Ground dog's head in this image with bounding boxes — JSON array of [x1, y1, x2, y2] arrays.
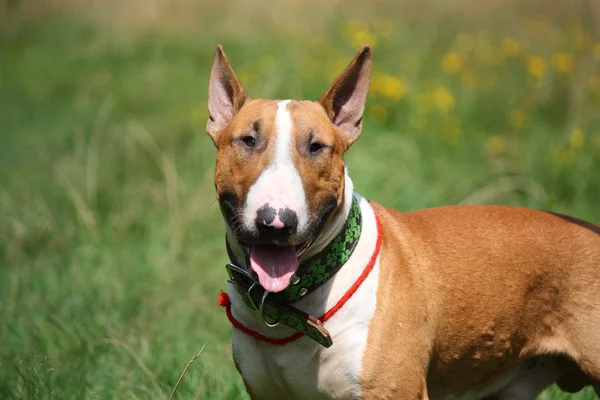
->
[[206, 45, 371, 292]]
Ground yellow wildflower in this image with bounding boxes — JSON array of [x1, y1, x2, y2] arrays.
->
[[369, 104, 388, 124], [508, 109, 526, 129], [527, 56, 546, 79], [552, 52, 574, 74], [485, 136, 506, 157], [570, 128, 584, 149], [501, 37, 521, 58], [441, 52, 465, 75], [432, 87, 454, 113], [345, 19, 377, 49], [372, 73, 407, 101], [351, 30, 377, 49]]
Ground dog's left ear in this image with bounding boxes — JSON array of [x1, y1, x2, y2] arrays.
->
[[206, 45, 249, 146], [319, 45, 371, 147]]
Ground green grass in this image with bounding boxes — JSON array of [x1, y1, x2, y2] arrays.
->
[[1, 1, 599, 398]]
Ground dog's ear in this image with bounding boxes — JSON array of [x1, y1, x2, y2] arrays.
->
[[319, 45, 371, 147], [206, 45, 249, 146]]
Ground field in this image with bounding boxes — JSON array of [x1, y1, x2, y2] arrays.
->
[[1, 0, 600, 398]]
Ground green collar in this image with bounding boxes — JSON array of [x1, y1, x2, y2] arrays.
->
[[225, 196, 362, 347]]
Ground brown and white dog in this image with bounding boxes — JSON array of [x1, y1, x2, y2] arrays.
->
[[206, 44, 600, 399]]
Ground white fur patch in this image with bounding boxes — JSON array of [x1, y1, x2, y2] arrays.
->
[[274, 100, 294, 165], [229, 174, 380, 399], [243, 100, 309, 235]]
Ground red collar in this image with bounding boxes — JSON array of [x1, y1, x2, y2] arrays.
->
[[218, 214, 382, 346]]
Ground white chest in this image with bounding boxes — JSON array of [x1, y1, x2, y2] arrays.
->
[[229, 195, 381, 400], [231, 260, 379, 400]]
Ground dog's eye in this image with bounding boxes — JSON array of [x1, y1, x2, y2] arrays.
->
[[309, 142, 325, 154], [241, 136, 256, 148]]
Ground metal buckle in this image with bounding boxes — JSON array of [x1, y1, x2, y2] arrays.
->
[[225, 263, 252, 279], [258, 290, 280, 328], [225, 263, 258, 311]]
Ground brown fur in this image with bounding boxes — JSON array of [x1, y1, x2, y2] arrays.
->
[[287, 101, 349, 227], [361, 203, 600, 399], [211, 98, 349, 242]]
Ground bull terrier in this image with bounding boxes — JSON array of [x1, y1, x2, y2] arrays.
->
[[206, 44, 600, 399]]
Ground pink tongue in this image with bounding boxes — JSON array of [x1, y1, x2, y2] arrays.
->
[[250, 245, 299, 293]]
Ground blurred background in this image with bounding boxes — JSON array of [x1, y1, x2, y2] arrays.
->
[[1, 0, 600, 398]]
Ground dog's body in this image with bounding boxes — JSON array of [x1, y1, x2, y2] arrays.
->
[[206, 45, 600, 399]]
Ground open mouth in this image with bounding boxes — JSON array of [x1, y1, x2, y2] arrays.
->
[[248, 241, 310, 293]]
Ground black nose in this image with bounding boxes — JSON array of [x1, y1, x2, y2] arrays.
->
[[255, 204, 298, 240]]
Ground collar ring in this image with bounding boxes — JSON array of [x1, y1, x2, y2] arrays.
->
[[258, 290, 280, 328]]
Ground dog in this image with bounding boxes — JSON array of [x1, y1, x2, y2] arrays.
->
[[206, 44, 600, 399]]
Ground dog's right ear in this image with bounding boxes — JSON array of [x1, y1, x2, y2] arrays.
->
[[206, 45, 249, 146]]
